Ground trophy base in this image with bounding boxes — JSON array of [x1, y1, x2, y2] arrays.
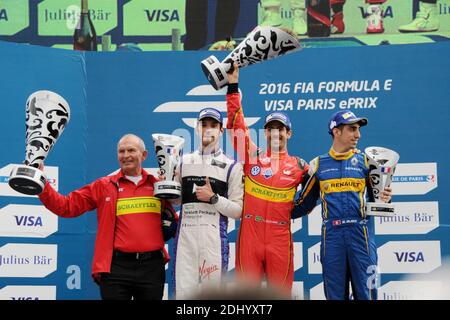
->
[[8, 164, 46, 195], [154, 180, 181, 200], [366, 202, 395, 217], [201, 55, 229, 90]]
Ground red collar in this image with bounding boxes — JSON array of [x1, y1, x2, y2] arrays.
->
[[265, 149, 288, 159], [110, 169, 157, 185]]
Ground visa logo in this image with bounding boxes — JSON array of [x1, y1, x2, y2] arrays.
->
[[11, 297, 39, 300], [144, 9, 180, 22], [14, 215, 43, 227], [0, 9, 7, 21], [394, 251, 425, 262], [359, 6, 393, 18]]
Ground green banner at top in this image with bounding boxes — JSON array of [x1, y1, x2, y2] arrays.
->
[[38, 0, 117, 36], [123, 0, 185, 36], [0, 0, 29, 36], [257, 0, 413, 35]]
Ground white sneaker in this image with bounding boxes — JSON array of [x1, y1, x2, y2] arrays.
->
[[260, 1, 282, 27], [290, 0, 306, 35], [292, 8, 307, 35], [398, 2, 439, 33]]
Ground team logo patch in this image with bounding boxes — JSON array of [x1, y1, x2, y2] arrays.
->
[[351, 157, 358, 166], [283, 169, 292, 175], [251, 166, 261, 176], [343, 111, 355, 119], [329, 120, 337, 131], [263, 169, 273, 179], [211, 159, 226, 168]]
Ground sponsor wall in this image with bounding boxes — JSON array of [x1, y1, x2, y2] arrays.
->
[[257, 0, 450, 35], [0, 41, 91, 299], [0, 0, 258, 50], [257, 0, 410, 33], [0, 0, 449, 50], [0, 39, 449, 299]]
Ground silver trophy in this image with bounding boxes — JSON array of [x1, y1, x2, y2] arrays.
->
[[152, 134, 184, 199], [9, 90, 70, 195], [365, 146, 400, 217], [201, 26, 301, 90]]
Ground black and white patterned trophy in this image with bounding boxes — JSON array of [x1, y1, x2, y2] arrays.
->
[[201, 26, 301, 90], [9, 90, 70, 195], [152, 134, 184, 199], [365, 146, 400, 217]]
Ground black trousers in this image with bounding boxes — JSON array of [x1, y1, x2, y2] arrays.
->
[[184, 0, 241, 50], [99, 250, 165, 300]]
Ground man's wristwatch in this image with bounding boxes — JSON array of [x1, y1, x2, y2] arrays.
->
[[209, 194, 219, 205]]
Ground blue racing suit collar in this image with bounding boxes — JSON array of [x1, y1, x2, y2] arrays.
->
[[329, 148, 358, 160]]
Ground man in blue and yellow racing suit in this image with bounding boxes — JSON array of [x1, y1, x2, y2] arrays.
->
[[292, 110, 392, 300]]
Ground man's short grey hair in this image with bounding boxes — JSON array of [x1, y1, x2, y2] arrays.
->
[[117, 134, 146, 151]]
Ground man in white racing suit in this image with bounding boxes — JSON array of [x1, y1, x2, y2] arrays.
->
[[171, 107, 244, 299]]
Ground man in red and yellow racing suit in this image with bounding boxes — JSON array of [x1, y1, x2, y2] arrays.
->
[[226, 65, 309, 293]]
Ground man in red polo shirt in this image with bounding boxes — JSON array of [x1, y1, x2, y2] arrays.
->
[[38, 134, 177, 300]]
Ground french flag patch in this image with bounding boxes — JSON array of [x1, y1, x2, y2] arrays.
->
[[381, 167, 392, 173]]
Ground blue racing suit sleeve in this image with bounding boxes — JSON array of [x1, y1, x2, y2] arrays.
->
[[292, 157, 321, 219]]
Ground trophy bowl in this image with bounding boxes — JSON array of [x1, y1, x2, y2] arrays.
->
[[8, 164, 48, 196], [365, 146, 400, 217], [201, 26, 301, 90], [152, 133, 184, 199]]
